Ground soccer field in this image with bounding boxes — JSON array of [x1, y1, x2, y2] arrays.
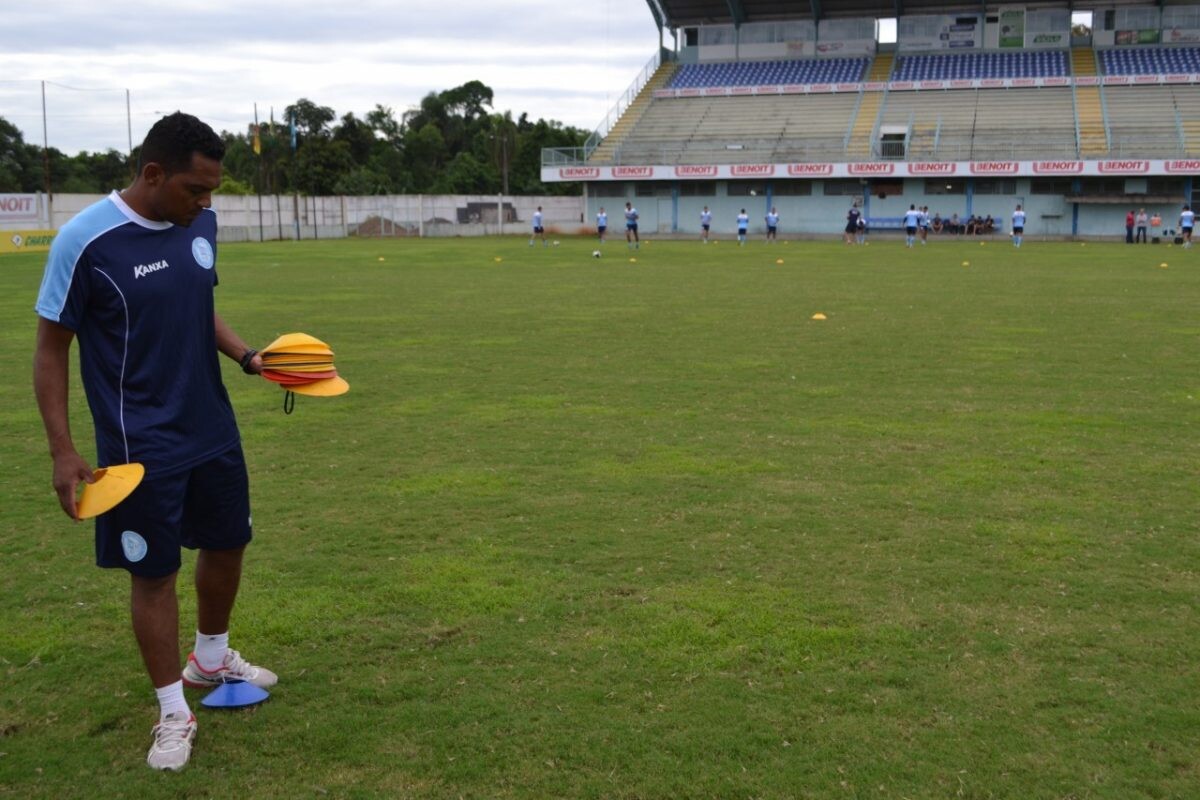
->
[[2, 235, 1198, 798]]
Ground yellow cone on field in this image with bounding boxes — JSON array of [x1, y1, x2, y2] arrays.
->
[[962, 261, 970, 266], [775, 258, 784, 265], [811, 312, 827, 320], [377, 257, 385, 262], [494, 256, 502, 262], [629, 257, 637, 263], [1160, 262, 1169, 268]]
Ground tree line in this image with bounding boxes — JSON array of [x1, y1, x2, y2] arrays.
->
[[0, 81, 586, 197]]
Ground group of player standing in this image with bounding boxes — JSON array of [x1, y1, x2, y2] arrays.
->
[[581, 201, 1198, 249]]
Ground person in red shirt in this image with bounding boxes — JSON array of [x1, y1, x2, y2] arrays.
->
[[1125, 210, 1135, 244]]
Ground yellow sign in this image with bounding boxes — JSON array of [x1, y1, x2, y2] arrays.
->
[[1, 230, 57, 254]]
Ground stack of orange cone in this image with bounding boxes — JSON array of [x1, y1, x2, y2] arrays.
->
[[260, 333, 349, 397]]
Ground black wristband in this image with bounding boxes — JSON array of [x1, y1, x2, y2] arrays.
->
[[239, 348, 259, 374]]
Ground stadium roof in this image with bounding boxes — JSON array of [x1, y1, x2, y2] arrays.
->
[[645, 0, 1179, 29]]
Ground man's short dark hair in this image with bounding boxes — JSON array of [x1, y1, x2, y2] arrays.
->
[[138, 112, 224, 174]]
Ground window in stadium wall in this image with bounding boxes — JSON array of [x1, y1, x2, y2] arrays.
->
[[1078, 178, 1126, 196], [728, 180, 767, 197], [678, 181, 716, 197], [771, 181, 813, 196], [591, 182, 627, 198], [925, 179, 965, 195], [973, 179, 1017, 195], [823, 179, 867, 196], [1147, 177, 1186, 198], [635, 183, 672, 197], [1031, 178, 1073, 195]]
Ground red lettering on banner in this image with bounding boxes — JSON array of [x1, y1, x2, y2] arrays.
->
[[731, 164, 776, 176], [1033, 161, 1084, 174], [919, 81, 945, 90], [810, 83, 833, 93], [863, 82, 887, 91], [781, 85, 807, 94], [1165, 160, 1200, 173], [559, 167, 600, 179], [1012, 78, 1036, 87], [704, 87, 726, 96], [757, 85, 780, 94], [1104, 76, 1131, 85], [652, 90, 672, 98], [1098, 160, 1150, 173], [849, 163, 895, 175], [0, 197, 33, 212], [730, 86, 753, 95], [890, 81, 915, 90], [1165, 74, 1189, 83], [1043, 77, 1069, 86], [980, 79, 1005, 88], [836, 83, 859, 92], [906, 162, 956, 175], [950, 80, 974, 89], [787, 163, 834, 176], [970, 161, 1019, 175], [1075, 76, 1099, 86], [612, 166, 653, 178], [1134, 75, 1160, 84], [679, 88, 701, 97], [675, 165, 718, 177]]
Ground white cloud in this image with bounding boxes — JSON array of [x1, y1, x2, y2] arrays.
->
[[0, 0, 660, 153]]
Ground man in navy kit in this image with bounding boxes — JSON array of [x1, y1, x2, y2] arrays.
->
[[33, 113, 275, 771]]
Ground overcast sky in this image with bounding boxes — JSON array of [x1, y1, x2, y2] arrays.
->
[[0, 0, 662, 155]]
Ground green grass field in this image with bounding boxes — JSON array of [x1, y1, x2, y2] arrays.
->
[[2, 234, 1198, 798]]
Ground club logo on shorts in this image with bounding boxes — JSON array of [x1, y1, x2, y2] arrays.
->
[[192, 237, 214, 269], [121, 530, 148, 562]]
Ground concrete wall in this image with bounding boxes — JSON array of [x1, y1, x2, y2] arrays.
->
[[12, 193, 588, 242], [585, 179, 1191, 239]]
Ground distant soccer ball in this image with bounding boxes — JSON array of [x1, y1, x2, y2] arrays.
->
[[592, 250, 601, 258], [552, 240, 560, 246]]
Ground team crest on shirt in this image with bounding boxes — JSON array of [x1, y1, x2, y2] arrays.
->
[[192, 237, 214, 269]]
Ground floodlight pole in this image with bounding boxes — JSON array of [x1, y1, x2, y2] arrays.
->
[[40, 81, 51, 202]]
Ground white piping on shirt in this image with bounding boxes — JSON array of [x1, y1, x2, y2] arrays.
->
[[92, 268, 131, 464]]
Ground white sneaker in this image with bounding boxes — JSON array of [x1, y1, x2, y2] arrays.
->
[[182, 649, 278, 689], [147, 712, 197, 771]]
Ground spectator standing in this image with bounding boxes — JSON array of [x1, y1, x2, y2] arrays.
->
[[1125, 210, 1135, 244], [1135, 208, 1148, 243]]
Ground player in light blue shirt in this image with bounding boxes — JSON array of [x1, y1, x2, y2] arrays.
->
[[903, 205, 921, 248], [596, 208, 607, 243], [529, 206, 546, 247], [736, 209, 749, 246], [700, 207, 712, 242], [624, 202, 639, 249], [1011, 204, 1026, 248], [765, 208, 780, 243], [1180, 205, 1194, 248]]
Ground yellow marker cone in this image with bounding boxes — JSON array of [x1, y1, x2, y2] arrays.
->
[[76, 463, 145, 520], [629, 258, 637, 263], [775, 258, 784, 265], [377, 257, 385, 262], [962, 261, 970, 266], [494, 257, 502, 263], [1160, 262, 1169, 268], [811, 312, 827, 320]]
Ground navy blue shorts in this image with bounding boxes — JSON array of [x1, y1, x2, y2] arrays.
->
[[95, 445, 252, 577], [767, 226, 777, 234], [1012, 227, 1023, 234], [906, 226, 917, 235], [627, 224, 638, 232], [702, 224, 710, 231], [597, 226, 606, 234], [534, 226, 544, 234]]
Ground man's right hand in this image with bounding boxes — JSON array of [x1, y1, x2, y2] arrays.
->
[[52, 451, 94, 521]]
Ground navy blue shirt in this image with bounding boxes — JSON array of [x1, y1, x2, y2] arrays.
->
[[36, 192, 239, 478]]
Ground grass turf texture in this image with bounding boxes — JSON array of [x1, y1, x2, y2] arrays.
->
[[1, 235, 1198, 798]]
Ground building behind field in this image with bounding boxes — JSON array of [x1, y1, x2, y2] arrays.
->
[[545, 0, 1200, 239]]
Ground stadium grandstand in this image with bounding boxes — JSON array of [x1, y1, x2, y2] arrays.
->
[[543, 0, 1200, 239]]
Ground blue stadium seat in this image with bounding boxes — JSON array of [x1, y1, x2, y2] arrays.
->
[[893, 51, 1068, 81], [667, 58, 870, 89], [1100, 46, 1200, 75]]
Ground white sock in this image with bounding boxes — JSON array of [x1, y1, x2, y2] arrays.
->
[[156, 680, 190, 721], [194, 630, 229, 671]]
